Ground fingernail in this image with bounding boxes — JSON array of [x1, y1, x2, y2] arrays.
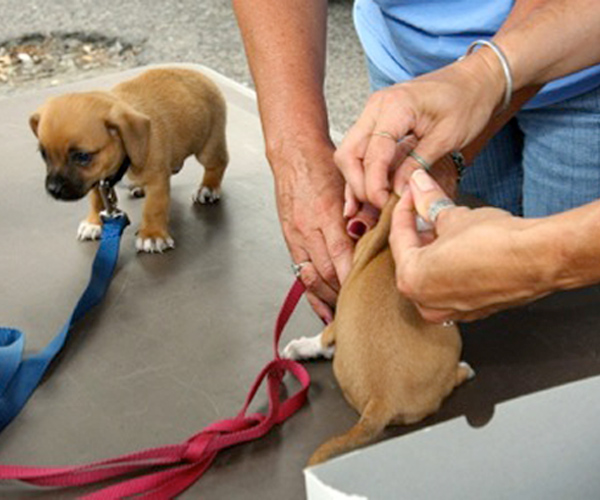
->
[[322, 311, 333, 325], [347, 220, 367, 239], [343, 199, 351, 218], [411, 169, 436, 192]]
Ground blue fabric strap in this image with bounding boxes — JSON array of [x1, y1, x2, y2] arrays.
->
[[0, 214, 129, 431]]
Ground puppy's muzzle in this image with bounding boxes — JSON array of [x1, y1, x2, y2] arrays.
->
[[45, 174, 86, 201]]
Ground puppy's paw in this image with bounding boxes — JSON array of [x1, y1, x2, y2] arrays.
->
[[459, 361, 476, 380], [77, 220, 102, 241], [135, 233, 175, 253], [193, 186, 221, 205], [282, 334, 335, 360]]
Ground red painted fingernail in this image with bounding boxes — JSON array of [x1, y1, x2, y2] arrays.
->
[[347, 220, 367, 238]]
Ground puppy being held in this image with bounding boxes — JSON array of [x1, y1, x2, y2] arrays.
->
[[30, 67, 229, 252], [281, 86, 541, 466], [283, 193, 473, 466]]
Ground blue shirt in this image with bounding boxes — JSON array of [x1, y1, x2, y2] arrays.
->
[[354, 0, 600, 108]]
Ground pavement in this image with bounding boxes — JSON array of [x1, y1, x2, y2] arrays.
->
[[0, 0, 369, 133]]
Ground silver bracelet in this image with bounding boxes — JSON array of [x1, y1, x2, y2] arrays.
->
[[465, 39, 513, 112]]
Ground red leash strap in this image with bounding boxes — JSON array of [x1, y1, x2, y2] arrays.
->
[[0, 279, 309, 499]]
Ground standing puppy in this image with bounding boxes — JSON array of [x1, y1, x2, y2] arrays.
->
[[284, 194, 473, 466], [30, 68, 229, 252]]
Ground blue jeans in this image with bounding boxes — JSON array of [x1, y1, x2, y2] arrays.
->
[[367, 59, 600, 217]]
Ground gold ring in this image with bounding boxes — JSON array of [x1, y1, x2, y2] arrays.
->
[[371, 131, 398, 142], [408, 150, 432, 171]]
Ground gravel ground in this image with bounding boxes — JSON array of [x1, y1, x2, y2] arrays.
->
[[0, 0, 369, 134]]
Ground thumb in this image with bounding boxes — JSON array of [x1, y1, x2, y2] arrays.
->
[[409, 169, 456, 225]]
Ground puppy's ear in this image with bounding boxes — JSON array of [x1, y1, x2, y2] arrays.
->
[[29, 112, 41, 137], [106, 102, 151, 168]]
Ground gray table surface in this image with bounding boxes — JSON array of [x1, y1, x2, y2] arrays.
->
[[1, 66, 599, 499]]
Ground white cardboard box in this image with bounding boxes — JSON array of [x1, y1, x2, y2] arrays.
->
[[305, 375, 600, 500]]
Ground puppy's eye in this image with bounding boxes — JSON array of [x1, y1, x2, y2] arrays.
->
[[70, 151, 94, 166], [39, 147, 47, 161]]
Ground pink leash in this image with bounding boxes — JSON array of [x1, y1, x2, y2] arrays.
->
[[0, 279, 309, 499]]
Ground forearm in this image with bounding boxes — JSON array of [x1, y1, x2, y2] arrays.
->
[[456, 0, 600, 115], [232, 0, 332, 167], [534, 199, 600, 292], [496, 0, 600, 89]]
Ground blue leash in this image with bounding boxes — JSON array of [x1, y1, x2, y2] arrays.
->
[[0, 210, 129, 432]]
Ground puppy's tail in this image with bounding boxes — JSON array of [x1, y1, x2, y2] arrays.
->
[[307, 399, 390, 467], [349, 193, 399, 277]]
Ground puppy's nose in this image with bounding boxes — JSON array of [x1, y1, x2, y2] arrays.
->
[[46, 174, 66, 198], [45, 174, 82, 200]]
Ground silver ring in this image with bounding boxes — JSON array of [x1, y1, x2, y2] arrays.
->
[[291, 261, 311, 278], [408, 150, 432, 171], [443, 320, 455, 327], [428, 198, 455, 224], [371, 131, 399, 141]]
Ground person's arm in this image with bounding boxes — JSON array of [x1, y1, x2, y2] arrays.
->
[[232, 0, 330, 154], [336, 0, 600, 212], [494, 0, 600, 90], [389, 170, 600, 323], [233, 0, 356, 322]]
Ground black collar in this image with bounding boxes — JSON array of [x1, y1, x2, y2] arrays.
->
[[105, 156, 131, 188]]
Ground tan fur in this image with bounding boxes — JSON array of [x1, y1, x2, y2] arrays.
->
[[30, 68, 229, 249], [307, 194, 470, 466]]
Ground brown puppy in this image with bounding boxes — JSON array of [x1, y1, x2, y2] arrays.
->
[[30, 67, 229, 252], [283, 193, 473, 466], [282, 86, 542, 466]]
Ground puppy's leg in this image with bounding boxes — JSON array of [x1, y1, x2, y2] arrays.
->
[[193, 126, 229, 204], [136, 177, 175, 253], [282, 324, 335, 360], [77, 187, 103, 241]]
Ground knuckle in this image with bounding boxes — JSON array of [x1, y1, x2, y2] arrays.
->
[[430, 136, 453, 155], [367, 90, 384, 107], [395, 273, 412, 297], [320, 260, 338, 284], [363, 154, 386, 174], [365, 182, 385, 201], [301, 268, 320, 290], [323, 269, 337, 287], [329, 237, 353, 261]]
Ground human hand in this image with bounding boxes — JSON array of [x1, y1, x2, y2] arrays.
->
[[270, 137, 369, 322], [390, 170, 555, 322], [335, 52, 505, 212]]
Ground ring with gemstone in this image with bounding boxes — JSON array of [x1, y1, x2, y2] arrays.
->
[[291, 261, 311, 278]]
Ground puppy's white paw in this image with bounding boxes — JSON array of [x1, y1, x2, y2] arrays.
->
[[193, 186, 221, 205], [282, 334, 335, 360], [77, 220, 102, 241], [135, 236, 175, 253], [459, 361, 476, 380]]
